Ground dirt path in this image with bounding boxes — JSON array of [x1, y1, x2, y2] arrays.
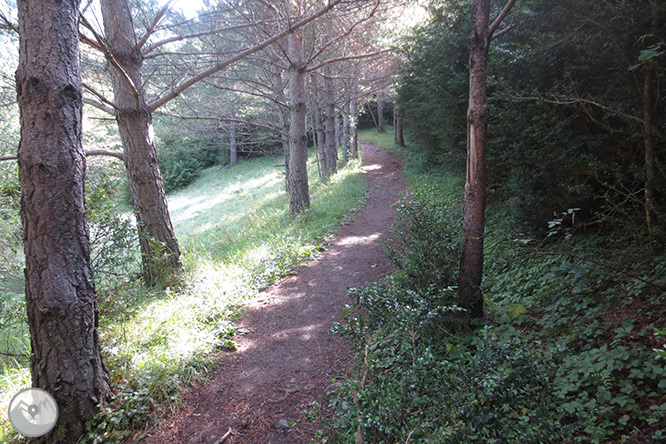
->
[[141, 143, 405, 444]]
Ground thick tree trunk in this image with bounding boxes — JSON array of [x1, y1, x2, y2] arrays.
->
[[323, 68, 338, 176], [288, 30, 310, 214], [16, 1, 111, 441], [100, 0, 181, 285], [458, 0, 491, 319]]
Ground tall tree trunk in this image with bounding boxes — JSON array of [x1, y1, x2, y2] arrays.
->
[[335, 111, 343, 151], [342, 100, 350, 162], [324, 67, 338, 176], [394, 104, 405, 147], [350, 97, 359, 158], [458, 0, 491, 319], [376, 91, 384, 132], [349, 78, 359, 158], [100, 0, 181, 285], [16, 0, 111, 441], [458, 0, 517, 319], [642, 62, 659, 237], [288, 29, 310, 214]]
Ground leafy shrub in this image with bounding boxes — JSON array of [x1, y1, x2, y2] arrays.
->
[[159, 139, 221, 192], [331, 279, 573, 443], [386, 186, 462, 292], [86, 172, 139, 286]]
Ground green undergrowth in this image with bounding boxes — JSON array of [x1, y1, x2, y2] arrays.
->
[[328, 128, 666, 443], [0, 150, 367, 443]]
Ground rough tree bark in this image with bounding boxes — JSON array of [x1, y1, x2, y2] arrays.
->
[[100, 0, 181, 285], [288, 28, 310, 214], [16, 0, 111, 440], [458, 0, 516, 319], [323, 67, 338, 176]]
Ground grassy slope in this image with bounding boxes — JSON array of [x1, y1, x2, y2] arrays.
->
[[0, 149, 367, 442]]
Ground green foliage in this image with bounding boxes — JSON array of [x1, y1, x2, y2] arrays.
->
[[397, 0, 469, 173], [398, 0, 666, 235], [81, 381, 153, 444], [484, 227, 666, 442], [86, 170, 139, 286], [338, 122, 666, 444], [331, 280, 571, 443], [159, 137, 222, 192], [387, 186, 462, 291]]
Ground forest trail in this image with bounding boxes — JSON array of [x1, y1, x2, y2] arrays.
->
[[141, 143, 405, 444]]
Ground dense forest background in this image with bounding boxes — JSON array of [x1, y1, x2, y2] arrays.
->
[[400, 0, 665, 238], [329, 1, 665, 442], [0, 0, 664, 442]]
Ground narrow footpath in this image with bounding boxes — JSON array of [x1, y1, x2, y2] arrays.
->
[[142, 143, 405, 444]]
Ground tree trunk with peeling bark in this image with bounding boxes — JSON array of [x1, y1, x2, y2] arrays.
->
[[16, 0, 111, 440], [100, 0, 181, 285], [288, 29, 310, 214], [458, 0, 516, 319]]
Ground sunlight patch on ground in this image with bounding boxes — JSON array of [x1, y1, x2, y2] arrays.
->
[[169, 172, 282, 223], [363, 163, 382, 172], [337, 232, 381, 247]]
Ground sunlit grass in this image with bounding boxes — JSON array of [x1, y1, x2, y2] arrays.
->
[[0, 148, 367, 442]]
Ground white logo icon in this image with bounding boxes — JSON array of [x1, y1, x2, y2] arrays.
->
[[7, 388, 59, 437]]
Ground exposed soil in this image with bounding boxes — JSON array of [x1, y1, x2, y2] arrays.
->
[[140, 143, 405, 444]]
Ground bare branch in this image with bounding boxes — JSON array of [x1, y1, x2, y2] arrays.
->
[[486, 0, 518, 41], [149, 0, 344, 112], [308, 48, 392, 72], [82, 82, 120, 115], [85, 150, 125, 162], [79, 12, 142, 111], [491, 22, 517, 41], [83, 97, 118, 116], [0, 10, 17, 32], [1, 150, 124, 163], [137, 0, 174, 50]]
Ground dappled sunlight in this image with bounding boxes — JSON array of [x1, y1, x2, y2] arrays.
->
[[169, 172, 282, 224], [268, 323, 323, 343], [363, 163, 382, 172], [337, 232, 381, 247]]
